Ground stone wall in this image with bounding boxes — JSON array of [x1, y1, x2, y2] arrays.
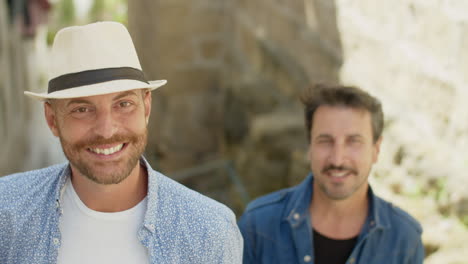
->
[[225, 0, 343, 200], [129, 0, 230, 173], [127, 0, 240, 206], [127, 0, 344, 210]]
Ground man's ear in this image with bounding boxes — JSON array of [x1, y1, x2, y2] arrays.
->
[[44, 102, 59, 137], [143, 90, 152, 124], [372, 136, 383, 163]]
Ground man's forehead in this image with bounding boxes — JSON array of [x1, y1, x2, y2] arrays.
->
[[52, 90, 142, 105], [311, 106, 373, 133]]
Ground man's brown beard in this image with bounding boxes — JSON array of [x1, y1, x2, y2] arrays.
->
[[59, 129, 147, 185]]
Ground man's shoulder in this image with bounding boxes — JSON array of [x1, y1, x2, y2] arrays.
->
[[151, 170, 236, 223], [376, 196, 423, 234], [245, 187, 296, 213], [148, 170, 242, 253], [0, 164, 66, 222], [242, 185, 298, 221], [0, 164, 65, 197]]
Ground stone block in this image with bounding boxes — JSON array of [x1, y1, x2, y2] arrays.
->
[[150, 89, 224, 173], [151, 35, 196, 71], [233, 110, 307, 198], [310, 0, 341, 54], [236, 147, 290, 198], [156, 1, 227, 38], [284, 0, 307, 24], [198, 37, 224, 63], [159, 67, 220, 96], [189, 7, 228, 36], [250, 111, 304, 145], [234, 19, 264, 72]]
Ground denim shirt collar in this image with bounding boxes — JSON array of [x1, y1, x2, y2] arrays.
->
[[284, 173, 314, 227], [283, 173, 391, 236]]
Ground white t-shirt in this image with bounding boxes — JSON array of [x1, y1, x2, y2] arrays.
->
[[57, 178, 149, 264]]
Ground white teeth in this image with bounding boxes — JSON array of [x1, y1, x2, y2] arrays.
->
[[90, 144, 124, 155], [330, 171, 348, 178]]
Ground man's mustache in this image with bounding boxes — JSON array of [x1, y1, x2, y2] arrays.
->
[[74, 134, 138, 149]]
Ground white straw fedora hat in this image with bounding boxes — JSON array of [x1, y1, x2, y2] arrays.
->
[[24, 21, 167, 101]]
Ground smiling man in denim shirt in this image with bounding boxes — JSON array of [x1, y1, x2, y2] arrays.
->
[[238, 84, 424, 264], [0, 21, 242, 264]]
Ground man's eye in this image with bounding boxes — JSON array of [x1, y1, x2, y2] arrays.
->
[[119, 101, 132, 107], [348, 138, 363, 145], [349, 137, 362, 143], [73, 107, 89, 113], [317, 139, 332, 144]]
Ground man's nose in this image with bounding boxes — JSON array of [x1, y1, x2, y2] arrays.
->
[[329, 144, 346, 166], [92, 109, 117, 139]]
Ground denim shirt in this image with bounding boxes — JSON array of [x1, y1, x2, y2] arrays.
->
[[0, 157, 243, 264], [238, 174, 424, 264]]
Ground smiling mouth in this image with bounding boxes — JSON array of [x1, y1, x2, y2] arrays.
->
[[328, 170, 350, 178], [88, 143, 125, 155]]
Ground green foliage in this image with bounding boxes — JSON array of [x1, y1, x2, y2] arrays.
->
[[48, 0, 128, 45], [89, 0, 127, 24], [59, 0, 75, 25], [462, 215, 468, 228], [46, 29, 55, 46], [90, 0, 105, 20], [90, 0, 128, 24], [433, 177, 448, 203]]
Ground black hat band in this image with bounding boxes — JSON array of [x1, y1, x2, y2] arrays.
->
[[48, 67, 149, 94]]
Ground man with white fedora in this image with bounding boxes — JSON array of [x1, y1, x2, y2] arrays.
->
[[0, 21, 242, 263]]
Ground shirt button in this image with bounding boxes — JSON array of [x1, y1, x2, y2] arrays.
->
[[55, 201, 60, 208], [148, 224, 155, 231], [304, 255, 311, 262], [349, 257, 355, 263], [293, 213, 300, 220], [370, 220, 375, 226], [53, 238, 59, 245]]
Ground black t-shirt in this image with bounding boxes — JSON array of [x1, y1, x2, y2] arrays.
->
[[313, 229, 358, 264]]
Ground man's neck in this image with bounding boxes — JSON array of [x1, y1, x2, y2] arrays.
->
[[309, 185, 368, 240], [70, 164, 148, 212]]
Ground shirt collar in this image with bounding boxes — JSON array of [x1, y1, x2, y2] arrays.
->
[[362, 186, 391, 232], [284, 173, 390, 232], [54, 156, 159, 234], [56, 164, 71, 211], [284, 173, 314, 227], [140, 156, 159, 233]]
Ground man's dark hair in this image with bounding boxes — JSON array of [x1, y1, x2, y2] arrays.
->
[[301, 83, 384, 143]]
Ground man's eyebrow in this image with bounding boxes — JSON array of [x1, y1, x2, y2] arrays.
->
[[315, 134, 333, 140], [65, 91, 139, 107], [348, 134, 364, 139], [66, 99, 91, 107], [314, 134, 364, 140], [113, 91, 138, 101]]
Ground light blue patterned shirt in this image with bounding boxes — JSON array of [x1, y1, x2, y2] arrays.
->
[[0, 157, 243, 263]]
